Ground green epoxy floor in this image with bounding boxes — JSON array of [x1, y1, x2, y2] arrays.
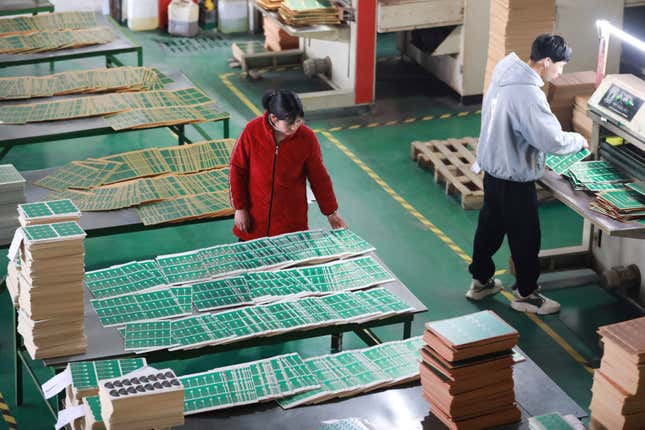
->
[[0, 27, 636, 430]]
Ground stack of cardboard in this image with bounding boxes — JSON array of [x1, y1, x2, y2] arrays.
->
[[278, 0, 341, 26], [484, 0, 555, 92], [0, 164, 26, 243], [98, 368, 184, 430], [256, 0, 283, 11], [14, 221, 87, 359], [572, 95, 592, 141], [590, 317, 645, 430], [264, 16, 299, 51], [420, 310, 521, 430], [546, 71, 596, 131]]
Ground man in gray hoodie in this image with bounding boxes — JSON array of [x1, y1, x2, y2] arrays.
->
[[465, 34, 589, 315]]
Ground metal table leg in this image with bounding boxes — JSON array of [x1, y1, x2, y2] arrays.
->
[[13, 311, 22, 407], [353, 328, 381, 346], [403, 319, 412, 339], [224, 118, 230, 138], [331, 333, 343, 353]]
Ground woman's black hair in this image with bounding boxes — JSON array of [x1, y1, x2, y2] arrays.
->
[[530, 34, 572, 63], [262, 89, 304, 123]]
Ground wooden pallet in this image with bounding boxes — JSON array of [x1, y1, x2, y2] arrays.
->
[[411, 138, 551, 210]]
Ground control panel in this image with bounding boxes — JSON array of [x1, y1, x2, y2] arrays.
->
[[589, 74, 645, 141]]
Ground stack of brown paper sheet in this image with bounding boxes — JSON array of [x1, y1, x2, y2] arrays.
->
[[278, 0, 341, 26], [14, 221, 87, 359], [484, 0, 555, 91], [547, 71, 596, 131], [263, 16, 299, 51], [421, 311, 521, 430], [590, 317, 645, 430], [256, 0, 284, 11]]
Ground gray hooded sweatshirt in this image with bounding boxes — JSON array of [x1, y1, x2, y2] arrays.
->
[[476, 53, 585, 182]]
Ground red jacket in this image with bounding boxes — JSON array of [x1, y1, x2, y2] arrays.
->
[[229, 113, 339, 241]]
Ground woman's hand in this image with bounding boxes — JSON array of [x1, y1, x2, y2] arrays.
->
[[234, 209, 251, 233], [327, 212, 347, 229]]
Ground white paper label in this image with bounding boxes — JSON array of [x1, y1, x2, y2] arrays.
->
[[54, 405, 85, 430], [42, 366, 72, 399], [7, 228, 24, 262]]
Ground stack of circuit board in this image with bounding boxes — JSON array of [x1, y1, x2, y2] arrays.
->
[[278, 0, 341, 26], [0, 67, 165, 100], [181, 353, 319, 414], [7, 199, 80, 307], [278, 337, 423, 408], [65, 358, 148, 407], [15, 221, 87, 359], [79, 230, 416, 351], [0, 164, 26, 243], [593, 182, 645, 223], [38, 357, 147, 430], [18, 199, 81, 226], [35, 139, 234, 225], [58, 340, 423, 422], [546, 149, 644, 223], [0, 11, 113, 54], [98, 368, 185, 430], [421, 311, 521, 430], [116, 286, 412, 353]]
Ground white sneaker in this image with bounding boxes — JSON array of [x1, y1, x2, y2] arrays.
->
[[466, 278, 503, 300], [510, 285, 542, 298], [511, 291, 560, 315]]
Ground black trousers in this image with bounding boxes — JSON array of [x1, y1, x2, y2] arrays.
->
[[469, 173, 541, 297]]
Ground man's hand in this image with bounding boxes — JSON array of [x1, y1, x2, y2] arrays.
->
[[234, 209, 251, 233], [327, 212, 347, 229], [581, 139, 590, 150]]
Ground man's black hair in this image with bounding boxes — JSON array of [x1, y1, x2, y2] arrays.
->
[[530, 34, 572, 63], [262, 89, 304, 123]]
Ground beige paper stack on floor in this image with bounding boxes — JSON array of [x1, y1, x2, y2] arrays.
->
[[421, 311, 521, 430], [264, 16, 299, 51], [98, 368, 184, 430], [572, 95, 592, 141], [589, 317, 645, 430], [13, 221, 87, 359], [484, 0, 555, 91], [546, 71, 596, 131]]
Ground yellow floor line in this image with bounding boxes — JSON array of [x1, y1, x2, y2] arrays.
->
[[0, 392, 17, 430], [218, 72, 592, 374], [219, 73, 262, 116]]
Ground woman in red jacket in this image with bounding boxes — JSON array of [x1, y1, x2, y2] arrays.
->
[[229, 89, 347, 241]]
